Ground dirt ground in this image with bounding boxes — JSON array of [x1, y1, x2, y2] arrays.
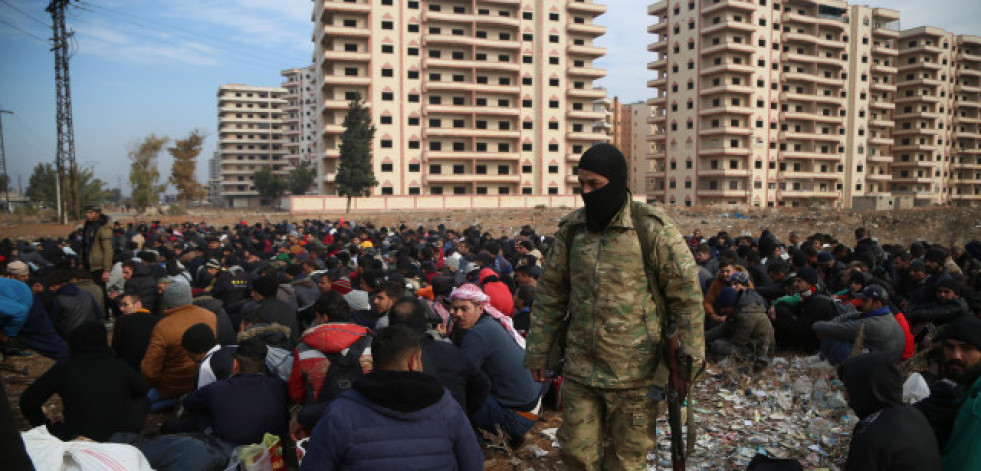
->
[[2, 204, 980, 247]]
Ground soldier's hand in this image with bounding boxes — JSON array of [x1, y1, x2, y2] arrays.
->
[[531, 368, 549, 383]]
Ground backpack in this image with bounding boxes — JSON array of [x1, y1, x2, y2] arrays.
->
[[316, 332, 373, 403]]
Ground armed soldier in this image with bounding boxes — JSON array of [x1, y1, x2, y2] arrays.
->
[[524, 143, 705, 470]]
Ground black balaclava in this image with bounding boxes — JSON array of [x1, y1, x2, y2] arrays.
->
[[577, 143, 628, 233]]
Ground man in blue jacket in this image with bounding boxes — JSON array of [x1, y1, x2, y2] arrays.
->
[[300, 325, 483, 471]]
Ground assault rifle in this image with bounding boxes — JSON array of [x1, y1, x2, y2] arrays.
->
[[663, 323, 692, 471]]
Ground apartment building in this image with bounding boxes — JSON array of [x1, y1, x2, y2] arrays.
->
[[215, 84, 288, 208], [608, 98, 656, 195], [281, 66, 322, 194], [647, 0, 903, 208], [311, 0, 609, 197], [953, 35, 981, 205]]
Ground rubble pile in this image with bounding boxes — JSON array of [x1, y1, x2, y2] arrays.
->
[[652, 355, 855, 470]]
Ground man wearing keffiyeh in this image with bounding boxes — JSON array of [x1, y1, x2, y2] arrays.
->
[[448, 283, 541, 444]]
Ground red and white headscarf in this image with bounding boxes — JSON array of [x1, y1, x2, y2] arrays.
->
[[449, 283, 525, 349]]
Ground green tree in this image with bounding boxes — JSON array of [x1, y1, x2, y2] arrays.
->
[[336, 94, 378, 212], [129, 134, 168, 213], [25, 163, 110, 209], [168, 130, 205, 203], [253, 167, 286, 205], [288, 160, 315, 196]]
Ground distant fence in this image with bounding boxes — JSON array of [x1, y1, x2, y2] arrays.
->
[[286, 195, 591, 213]]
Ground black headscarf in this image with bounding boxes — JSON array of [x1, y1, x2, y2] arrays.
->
[[577, 143, 628, 233]]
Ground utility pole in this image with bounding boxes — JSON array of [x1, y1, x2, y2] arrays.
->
[[47, 0, 79, 225], [0, 109, 12, 213]]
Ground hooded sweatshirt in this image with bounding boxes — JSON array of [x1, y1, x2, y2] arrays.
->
[[840, 353, 940, 471], [299, 370, 483, 471]]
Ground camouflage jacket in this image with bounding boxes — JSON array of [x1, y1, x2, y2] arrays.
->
[[523, 198, 704, 389]]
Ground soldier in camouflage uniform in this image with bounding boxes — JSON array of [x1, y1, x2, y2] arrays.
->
[[524, 144, 704, 471]]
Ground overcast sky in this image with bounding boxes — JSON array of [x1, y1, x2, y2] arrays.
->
[[0, 0, 977, 195]]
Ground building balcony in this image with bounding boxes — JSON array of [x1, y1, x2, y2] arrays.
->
[[781, 111, 841, 124], [568, 87, 607, 99], [699, 146, 751, 156], [868, 137, 893, 146], [424, 151, 520, 161], [778, 189, 839, 199], [699, 126, 753, 137], [700, 84, 755, 96], [648, 1, 667, 16], [423, 81, 519, 94], [871, 81, 897, 92], [898, 61, 943, 71], [570, 23, 607, 36], [867, 154, 894, 163], [321, 0, 370, 14], [871, 63, 898, 74], [701, 41, 757, 55], [894, 110, 941, 120], [700, 105, 754, 116], [648, 21, 667, 35], [422, 57, 521, 72], [870, 100, 896, 110], [648, 40, 668, 53], [319, 24, 370, 38], [872, 45, 898, 56], [892, 143, 938, 152], [903, 43, 945, 55], [567, 110, 606, 120], [701, 62, 755, 75], [648, 58, 667, 71], [567, 44, 606, 58], [568, 0, 607, 14], [866, 172, 892, 181], [567, 131, 610, 142], [780, 130, 842, 142], [955, 84, 981, 93], [423, 104, 519, 116], [960, 69, 981, 77], [698, 189, 749, 198], [783, 171, 841, 180], [700, 0, 757, 14], [424, 127, 521, 139], [896, 77, 942, 87], [701, 20, 756, 35], [698, 168, 751, 178], [954, 115, 981, 125], [783, 72, 842, 87], [891, 176, 938, 185], [324, 124, 345, 135], [323, 50, 370, 62], [647, 77, 667, 89], [782, 12, 846, 30], [424, 34, 520, 50], [895, 94, 942, 104], [780, 151, 841, 161], [869, 118, 894, 129], [322, 75, 371, 86], [568, 67, 606, 78], [958, 52, 981, 62], [323, 99, 353, 110], [893, 127, 940, 137]]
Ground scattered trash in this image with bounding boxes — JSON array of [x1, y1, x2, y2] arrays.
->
[[650, 355, 855, 469]]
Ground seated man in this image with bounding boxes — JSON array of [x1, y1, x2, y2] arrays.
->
[[769, 267, 837, 352], [141, 283, 217, 408], [389, 297, 490, 417], [179, 337, 290, 446], [112, 293, 159, 373], [181, 322, 235, 389], [289, 292, 373, 433], [812, 285, 906, 365], [935, 316, 981, 470], [20, 322, 149, 441], [705, 286, 774, 368], [249, 274, 299, 347], [839, 353, 940, 470], [300, 325, 483, 471], [448, 283, 540, 443], [904, 279, 971, 333], [45, 269, 102, 340]]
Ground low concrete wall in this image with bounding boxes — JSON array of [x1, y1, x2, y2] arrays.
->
[[287, 195, 591, 213]]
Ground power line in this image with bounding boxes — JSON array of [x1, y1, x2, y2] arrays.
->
[[0, 17, 48, 43], [0, 0, 49, 27]]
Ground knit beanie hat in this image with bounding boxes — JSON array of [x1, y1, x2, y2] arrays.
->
[[253, 274, 279, 298], [181, 323, 216, 355], [162, 282, 192, 310], [68, 321, 109, 356], [5, 260, 29, 276], [795, 267, 820, 287], [728, 271, 750, 286], [924, 248, 947, 263], [577, 143, 628, 233], [966, 241, 981, 262], [944, 315, 981, 350], [235, 336, 268, 362]]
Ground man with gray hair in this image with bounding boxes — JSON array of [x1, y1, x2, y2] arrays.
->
[[141, 282, 217, 407]]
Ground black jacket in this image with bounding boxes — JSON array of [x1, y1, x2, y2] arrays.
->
[[252, 297, 299, 346], [840, 353, 940, 471], [49, 284, 101, 340], [420, 336, 490, 417], [772, 292, 836, 352], [903, 297, 970, 326], [20, 323, 149, 441], [112, 310, 160, 373]]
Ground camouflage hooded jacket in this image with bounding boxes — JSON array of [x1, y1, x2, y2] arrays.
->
[[523, 198, 705, 389]]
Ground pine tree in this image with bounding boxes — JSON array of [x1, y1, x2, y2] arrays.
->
[[336, 94, 378, 212], [129, 134, 168, 213], [288, 160, 315, 196], [254, 167, 286, 205], [168, 130, 205, 203]]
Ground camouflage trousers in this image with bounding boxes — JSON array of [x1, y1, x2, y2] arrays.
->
[[558, 379, 656, 471]]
